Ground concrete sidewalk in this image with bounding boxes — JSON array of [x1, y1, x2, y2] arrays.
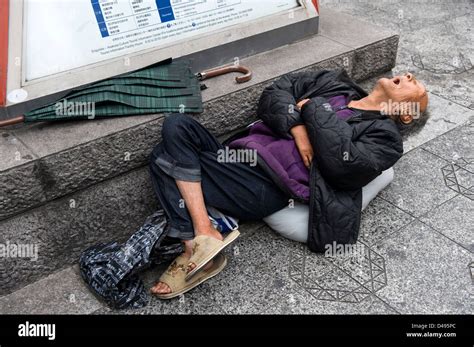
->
[[1, 0, 473, 314]]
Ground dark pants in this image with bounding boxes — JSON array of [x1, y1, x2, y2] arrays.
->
[[149, 113, 289, 240]]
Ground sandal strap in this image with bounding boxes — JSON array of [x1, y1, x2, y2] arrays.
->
[[158, 254, 188, 293], [188, 235, 224, 265]]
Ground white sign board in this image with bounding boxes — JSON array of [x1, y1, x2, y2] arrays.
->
[[3, 0, 318, 108], [24, 0, 299, 81]]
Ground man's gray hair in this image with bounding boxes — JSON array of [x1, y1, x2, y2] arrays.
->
[[396, 110, 430, 139]]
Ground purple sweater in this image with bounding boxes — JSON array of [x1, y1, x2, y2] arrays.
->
[[228, 95, 355, 201]]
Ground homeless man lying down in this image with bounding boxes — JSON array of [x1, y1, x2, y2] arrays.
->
[[149, 69, 429, 298]]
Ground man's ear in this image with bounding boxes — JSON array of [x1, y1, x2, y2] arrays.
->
[[399, 114, 413, 124]]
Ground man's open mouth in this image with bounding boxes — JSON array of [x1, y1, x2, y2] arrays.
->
[[393, 77, 401, 85]]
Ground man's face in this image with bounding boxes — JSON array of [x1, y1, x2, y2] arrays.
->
[[376, 73, 428, 123]]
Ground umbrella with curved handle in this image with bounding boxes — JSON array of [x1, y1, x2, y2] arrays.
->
[[196, 64, 252, 84], [0, 62, 252, 127]]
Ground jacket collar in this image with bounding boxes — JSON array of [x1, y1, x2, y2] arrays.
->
[[345, 107, 388, 123]]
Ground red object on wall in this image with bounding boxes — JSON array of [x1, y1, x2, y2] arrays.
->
[[0, 0, 8, 106], [312, 0, 319, 14]]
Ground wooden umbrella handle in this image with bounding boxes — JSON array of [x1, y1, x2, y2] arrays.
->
[[0, 115, 25, 127], [196, 64, 252, 83]]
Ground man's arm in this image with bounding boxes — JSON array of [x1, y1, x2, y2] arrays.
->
[[291, 99, 312, 168], [301, 97, 403, 190], [256, 70, 335, 138], [257, 74, 304, 139]]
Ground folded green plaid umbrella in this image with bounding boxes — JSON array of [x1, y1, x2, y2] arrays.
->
[[0, 59, 203, 126]]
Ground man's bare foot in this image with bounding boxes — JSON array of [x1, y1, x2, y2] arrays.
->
[[150, 259, 214, 295]]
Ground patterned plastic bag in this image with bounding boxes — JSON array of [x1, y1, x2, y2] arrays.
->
[[79, 210, 183, 309]]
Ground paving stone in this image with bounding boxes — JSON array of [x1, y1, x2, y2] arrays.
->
[[299, 246, 387, 305], [319, 7, 395, 48], [399, 15, 473, 76], [0, 266, 105, 314], [319, 0, 379, 20], [379, 148, 457, 217], [422, 122, 474, 162], [440, 158, 474, 201], [0, 130, 36, 171], [420, 195, 474, 252], [371, 1, 472, 33], [359, 197, 415, 246], [375, 220, 473, 314]]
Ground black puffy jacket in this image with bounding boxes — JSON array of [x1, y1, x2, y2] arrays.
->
[[256, 69, 403, 252]]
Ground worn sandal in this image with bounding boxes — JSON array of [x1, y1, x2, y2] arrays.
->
[[151, 253, 227, 300], [185, 229, 240, 281]]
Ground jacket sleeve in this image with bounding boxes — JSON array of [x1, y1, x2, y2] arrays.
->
[[301, 97, 404, 190], [256, 70, 337, 138]]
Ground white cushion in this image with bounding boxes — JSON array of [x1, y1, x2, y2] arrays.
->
[[263, 168, 394, 243]]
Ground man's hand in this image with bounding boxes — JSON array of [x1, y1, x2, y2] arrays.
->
[[296, 98, 310, 110], [290, 124, 313, 168]]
